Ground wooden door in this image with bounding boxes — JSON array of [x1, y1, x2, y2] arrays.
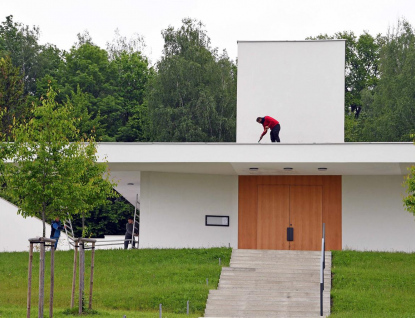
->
[[257, 185, 290, 250], [238, 176, 342, 250], [289, 186, 322, 251]]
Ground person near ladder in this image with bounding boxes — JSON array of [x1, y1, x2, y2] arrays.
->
[[257, 116, 281, 143], [124, 216, 139, 249], [50, 217, 66, 250]]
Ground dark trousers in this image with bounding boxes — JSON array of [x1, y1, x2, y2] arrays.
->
[[124, 234, 136, 249], [50, 236, 59, 249], [270, 124, 281, 142]]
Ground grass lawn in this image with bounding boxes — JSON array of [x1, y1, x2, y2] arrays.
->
[[330, 250, 415, 318], [2, 248, 415, 317], [0, 247, 231, 317]]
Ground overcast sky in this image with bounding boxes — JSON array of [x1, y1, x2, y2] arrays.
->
[[2, 0, 415, 63]]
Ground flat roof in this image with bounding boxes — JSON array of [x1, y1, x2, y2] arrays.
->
[[97, 142, 415, 206], [98, 142, 415, 165]]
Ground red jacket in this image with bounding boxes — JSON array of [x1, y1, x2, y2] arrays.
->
[[261, 116, 279, 137]]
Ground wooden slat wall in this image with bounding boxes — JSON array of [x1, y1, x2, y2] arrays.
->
[[238, 176, 258, 249], [289, 185, 323, 251], [322, 176, 342, 251], [238, 175, 342, 250], [257, 185, 290, 250]]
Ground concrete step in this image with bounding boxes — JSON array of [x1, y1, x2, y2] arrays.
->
[[207, 294, 326, 301], [204, 249, 331, 317], [206, 299, 330, 306], [208, 289, 325, 297], [220, 271, 331, 279], [203, 316, 328, 318], [218, 276, 331, 283], [229, 261, 330, 271], [221, 267, 331, 274], [204, 310, 329, 317], [215, 286, 328, 293], [232, 248, 331, 255], [230, 253, 331, 259], [219, 280, 327, 285], [229, 262, 327, 272]]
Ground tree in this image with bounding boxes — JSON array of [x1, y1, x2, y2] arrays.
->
[[307, 31, 383, 115], [70, 193, 135, 238], [2, 87, 117, 237], [404, 164, 415, 216], [147, 18, 237, 142], [0, 55, 27, 138], [72, 136, 118, 236], [360, 19, 415, 141], [110, 50, 151, 141], [0, 15, 42, 95], [66, 86, 105, 139]]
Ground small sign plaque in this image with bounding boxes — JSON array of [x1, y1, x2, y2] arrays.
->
[[205, 215, 229, 227]]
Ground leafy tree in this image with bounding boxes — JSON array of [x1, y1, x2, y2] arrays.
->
[[111, 50, 151, 141], [106, 28, 147, 61], [147, 18, 237, 142], [70, 193, 135, 238], [0, 55, 27, 138], [361, 19, 415, 141], [0, 15, 52, 96], [66, 86, 105, 139], [307, 31, 384, 114], [72, 136, 118, 236], [404, 164, 415, 216], [1, 87, 117, 237]]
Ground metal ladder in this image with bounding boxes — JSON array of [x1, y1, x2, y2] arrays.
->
[[64, 214, 76, 249], [63, 194, 140, 249]]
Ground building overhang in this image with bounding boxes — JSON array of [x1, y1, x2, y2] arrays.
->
[[97, 142, 415, 205]]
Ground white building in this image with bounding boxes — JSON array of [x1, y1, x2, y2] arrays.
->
[[2, 40, 415, 252], [105, 41, 415, 252], [0, 197, 69, 251]]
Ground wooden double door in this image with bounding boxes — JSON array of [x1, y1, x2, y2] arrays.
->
[[257, 185, 322, 251], [238, 176, 341, 251]]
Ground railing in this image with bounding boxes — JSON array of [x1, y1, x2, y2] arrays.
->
[[320, 223, 326, 317]]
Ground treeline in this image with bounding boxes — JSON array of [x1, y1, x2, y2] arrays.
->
[[309, 19, 415, 142], [0, 16, 237, 143], [2, 15, 415, 143]]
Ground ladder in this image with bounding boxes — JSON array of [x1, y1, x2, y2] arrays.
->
[[131, 194, 140, 248], [63, 194, 140, 249], [64, 214, 76, 249]]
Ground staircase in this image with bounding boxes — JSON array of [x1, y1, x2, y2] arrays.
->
[[204, 249, 331, 317]]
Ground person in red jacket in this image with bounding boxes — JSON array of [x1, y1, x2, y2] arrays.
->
[[257, 116, 280, 143]]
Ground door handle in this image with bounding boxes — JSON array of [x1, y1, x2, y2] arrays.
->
[[287, 227, 294, 241]]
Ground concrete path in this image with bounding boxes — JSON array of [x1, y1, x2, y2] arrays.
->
[[203, 249, 331, 317]]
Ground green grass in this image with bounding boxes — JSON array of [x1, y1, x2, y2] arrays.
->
[[0, 248, 231, 317], [330, 250, 415, 318], [2, 248, 415, 317]]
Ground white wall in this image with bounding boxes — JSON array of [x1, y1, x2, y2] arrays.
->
[[140, 172, 238, 248], [237, 41, 345, 144], [343, 176, 415, 252], [0, 197, 69, 252]]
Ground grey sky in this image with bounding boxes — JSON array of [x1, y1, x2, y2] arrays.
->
[[2, 0, 415, 63]]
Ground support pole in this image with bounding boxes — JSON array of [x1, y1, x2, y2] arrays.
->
[[38, 242, 45, 318], [27, 242, 33, 318], [49, 246, 55, 318], [89, 242, 95, 310], [79, 242, 85, 315], [71, 240, 78, 309]]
